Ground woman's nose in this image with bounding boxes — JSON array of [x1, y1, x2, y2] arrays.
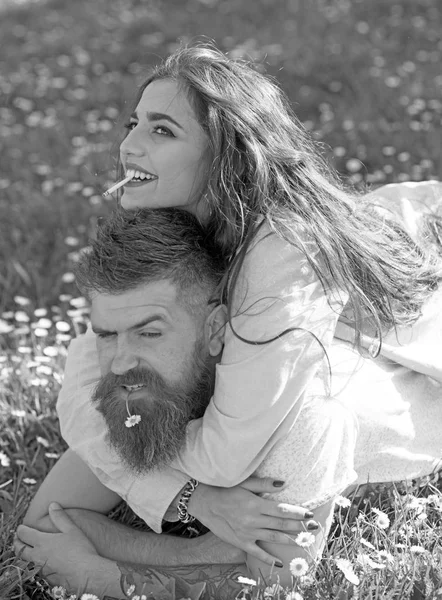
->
[[120, 128, 145, 159]]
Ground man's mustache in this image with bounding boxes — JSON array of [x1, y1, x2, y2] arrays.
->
[[92, 366, 168, 402]]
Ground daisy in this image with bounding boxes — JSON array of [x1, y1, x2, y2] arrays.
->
[[372, 507, 390, 529], [377, 550, 394, 564], [52, 587, 66, 600], [237, 576, 257, 586], [80, 595, 100, 600], [360, 537, 375, 550], [335, 558, 360, 585], [335, 495, 351, 508], [125, 414, 141, 428], [0, 451, 10, 467], [295, 531, 316, 548], [125, 585, 136, 596], [410, 545, 426, 554], [289, 557, 309, 577], [285, 593, 304, 600]]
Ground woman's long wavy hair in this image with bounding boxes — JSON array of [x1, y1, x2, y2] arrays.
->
[[121, 43, 441, 351]]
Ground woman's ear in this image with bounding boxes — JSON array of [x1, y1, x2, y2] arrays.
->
[[205, 304, 227, 357]]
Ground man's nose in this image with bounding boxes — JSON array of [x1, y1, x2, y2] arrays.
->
[[110, 343, 139, 376]]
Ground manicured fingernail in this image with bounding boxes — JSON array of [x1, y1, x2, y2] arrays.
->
[[305, 510, 314, 519], [275, 560, 284, 568], [273, 480, 285, 487], [307, 520, 319, 530], [49, 502, 61, 510]]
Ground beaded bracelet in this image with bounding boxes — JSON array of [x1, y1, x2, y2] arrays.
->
[[177, 478, 199, 524]]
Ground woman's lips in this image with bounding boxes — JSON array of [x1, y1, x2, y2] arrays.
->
[[124, 178, 157, 188]]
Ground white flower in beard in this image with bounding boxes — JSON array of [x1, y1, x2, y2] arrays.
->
[[125, 414, 142, 427]]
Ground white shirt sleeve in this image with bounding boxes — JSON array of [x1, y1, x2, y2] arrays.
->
[[256, 393, 358, 509]]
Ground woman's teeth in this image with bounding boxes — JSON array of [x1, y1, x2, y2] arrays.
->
[[126, 168, 155, 182]]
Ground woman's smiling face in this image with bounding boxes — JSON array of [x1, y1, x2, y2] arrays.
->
[[119, 79, 211, 218]]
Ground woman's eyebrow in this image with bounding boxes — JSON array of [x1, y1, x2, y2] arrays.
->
[[130, 110, 184, 131]]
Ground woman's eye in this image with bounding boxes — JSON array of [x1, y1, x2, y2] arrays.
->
[[124, 121, 137, 131], [153, 125, 174, 137]]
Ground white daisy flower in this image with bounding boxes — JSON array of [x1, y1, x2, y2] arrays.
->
[[372, 507, 390, 529], [289, 557, 309, 577], [285, 593, 304, 600], [125, 414, 141, 428], [377, 550, 394, 564], [51, 587, 66, 599], [335, 558, 360, 585], [295, 531, 316, 547], [335, 495, 351, 508], [237, 576, 257, 586], [0, 451, 10, 467], [125, 585, 136, 596], [80, 595, 100, 600], [410, 545, 427, 554]]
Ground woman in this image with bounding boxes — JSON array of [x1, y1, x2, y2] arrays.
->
[[55, 44, 442, 579]]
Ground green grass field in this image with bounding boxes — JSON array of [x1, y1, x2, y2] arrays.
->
[[1, 0, 441, 598]]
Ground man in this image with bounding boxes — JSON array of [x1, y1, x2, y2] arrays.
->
[[16, 208, 334, 597]]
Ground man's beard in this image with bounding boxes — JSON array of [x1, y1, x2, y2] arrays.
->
[[92, 341, 214, 474]]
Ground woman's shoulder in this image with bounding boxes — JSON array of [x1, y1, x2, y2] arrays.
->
[[231, 217, 345, 317], [242, 218, 317, 279]]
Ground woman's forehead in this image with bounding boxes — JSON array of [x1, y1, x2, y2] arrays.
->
[[137, 80, 198, 123]]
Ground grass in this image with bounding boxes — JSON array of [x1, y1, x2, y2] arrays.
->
[[0, 0, 441, 597]]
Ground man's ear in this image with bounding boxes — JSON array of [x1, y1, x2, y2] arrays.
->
[[205, 304, 227, 357]]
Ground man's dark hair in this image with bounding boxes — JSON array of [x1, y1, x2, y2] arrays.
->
[[75, 208, 226, 312]]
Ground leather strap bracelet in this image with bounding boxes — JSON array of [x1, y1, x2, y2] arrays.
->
[[177, 478, 199, 524]]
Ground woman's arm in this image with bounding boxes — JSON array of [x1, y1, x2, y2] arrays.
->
[[171, 225, 346, 485]]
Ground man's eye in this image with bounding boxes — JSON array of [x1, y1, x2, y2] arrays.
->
[[124, 121, 137, 130], [139, 331, 162, 338], [96, 332, 115, 339], [153, 125, 174, 137]]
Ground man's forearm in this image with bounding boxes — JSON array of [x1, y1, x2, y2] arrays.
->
[[57, 508, 245, 566]]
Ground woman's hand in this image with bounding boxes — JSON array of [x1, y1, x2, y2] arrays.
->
[[187, 477, 318, 567]]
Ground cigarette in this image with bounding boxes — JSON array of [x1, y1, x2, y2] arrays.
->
[[102, 173, 133, 198]]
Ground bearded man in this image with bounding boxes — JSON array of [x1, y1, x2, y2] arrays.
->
[[15, 208, 318, 598]]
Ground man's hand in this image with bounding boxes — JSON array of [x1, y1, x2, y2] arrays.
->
[[14, 502, 120, 595]]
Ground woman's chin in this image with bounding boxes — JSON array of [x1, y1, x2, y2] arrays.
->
[[120, 189, 152, 210]]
